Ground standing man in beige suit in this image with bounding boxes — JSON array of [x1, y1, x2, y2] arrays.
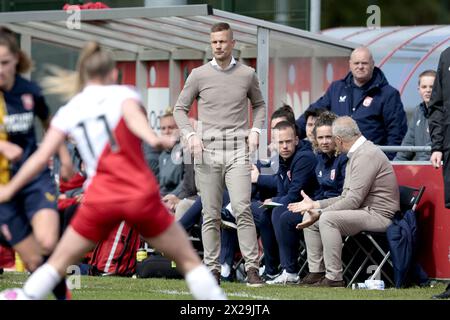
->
[[173, 22, 265, 287], [288, 116, 399, 287]]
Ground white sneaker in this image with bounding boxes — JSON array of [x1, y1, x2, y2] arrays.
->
[[221, 220, 237, 229], [221, 263, 231, 278], [259, 265, 265, 276], [266, 270, 299, 285]]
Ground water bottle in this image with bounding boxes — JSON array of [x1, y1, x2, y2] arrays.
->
[[352, 282, 368, 290], [365, 279, 385, 290]]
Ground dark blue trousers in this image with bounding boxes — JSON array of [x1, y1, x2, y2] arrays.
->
[[255, 203, 304, 275], [251, 202, 281, 276], [278, 210, 303, 273], [178, 192, 236, 266]]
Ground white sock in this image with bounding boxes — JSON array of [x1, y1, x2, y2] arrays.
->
[[221, 263, 230, 277], [23, 263, 61, 300], [186, 264, 227, 300]]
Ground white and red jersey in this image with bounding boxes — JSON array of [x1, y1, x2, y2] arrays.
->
[[51, 85, 158, 203]]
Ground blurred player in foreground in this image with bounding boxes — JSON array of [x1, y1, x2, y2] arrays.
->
[[0, 41, 225, 300]]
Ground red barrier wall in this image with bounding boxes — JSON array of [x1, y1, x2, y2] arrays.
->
[[393, 164, 450, 279], [116, 62, 136, 85]]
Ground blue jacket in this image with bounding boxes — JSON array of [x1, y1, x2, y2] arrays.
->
[[296, 67, 407, 159], [314, 152, 347, 200], [386, 209, 428, 288], [272, 141, 318, 206]]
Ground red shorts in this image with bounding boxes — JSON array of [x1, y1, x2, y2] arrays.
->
[[70, 192, 174, 243]]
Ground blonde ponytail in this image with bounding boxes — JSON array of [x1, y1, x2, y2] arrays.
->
[[41, 65, 79, 100]]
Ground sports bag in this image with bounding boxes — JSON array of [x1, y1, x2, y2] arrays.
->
[[89, 221, 141, 276]]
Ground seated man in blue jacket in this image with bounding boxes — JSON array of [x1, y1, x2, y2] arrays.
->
[[251, 105, 299, 201], [296, 46, 407, 159], [253, 121, 318, 283]]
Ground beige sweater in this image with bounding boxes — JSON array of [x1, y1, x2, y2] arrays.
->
[[173, 62, 266, 140], [318, 140, 400, 219]]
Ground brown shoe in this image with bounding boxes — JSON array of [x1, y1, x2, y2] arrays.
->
[[311, 276, 345, 288], [211, 269, 221, 285], [246, 267, 264, 287], [299, 272, 325, 286]]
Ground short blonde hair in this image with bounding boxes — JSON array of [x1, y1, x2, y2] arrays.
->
[[162, 106, 174, 119]]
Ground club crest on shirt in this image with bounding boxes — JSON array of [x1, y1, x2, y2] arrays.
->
[[362, 96, 373, 107], [21, 94, 34, 111], [45, 192, 56, 203], [330, 169, 336, 181], [339, 96, 347, 103]]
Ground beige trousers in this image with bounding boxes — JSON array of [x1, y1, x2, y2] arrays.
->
[[194, 143, 259, 272], [304, 208, 392, 281]]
